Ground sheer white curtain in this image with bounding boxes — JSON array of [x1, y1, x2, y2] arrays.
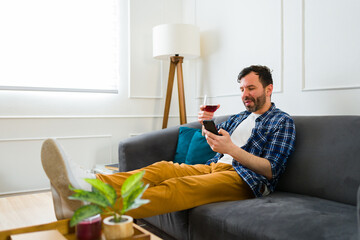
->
[[0, 0, 119, 93]]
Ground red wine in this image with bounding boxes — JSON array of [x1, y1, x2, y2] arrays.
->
[[76, 214, 102, 240], [204, 105, 218, 112]]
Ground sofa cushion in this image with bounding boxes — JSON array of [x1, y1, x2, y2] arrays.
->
[[174, 127, 216, 165], [174, 127, 198, 164], [185, 130, 216, 165], [277, 116, 360, 205], [188, 192, 357, 240]]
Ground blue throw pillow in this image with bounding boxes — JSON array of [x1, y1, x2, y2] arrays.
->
[[173, 127, 198, 163], [185, 131, 217, 165]]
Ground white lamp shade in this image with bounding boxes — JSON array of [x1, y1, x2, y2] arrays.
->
[[153, 23, 200, 59]]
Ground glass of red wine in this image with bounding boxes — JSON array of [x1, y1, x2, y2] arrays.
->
[[202, 95, 219, 136], [203, 95, 219, 113]]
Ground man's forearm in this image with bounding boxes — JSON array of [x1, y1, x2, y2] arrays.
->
[[204, 128, 273, 180], [228, 146, 273, 180]]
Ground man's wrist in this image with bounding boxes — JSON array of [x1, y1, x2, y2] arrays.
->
[[227, 143, 243, 159]]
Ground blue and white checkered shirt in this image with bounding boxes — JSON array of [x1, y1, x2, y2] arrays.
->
[[206, 103, 296, 197]]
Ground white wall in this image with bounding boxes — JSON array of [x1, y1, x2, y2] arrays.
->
[[182, 0, 360, 117], [1, 0, 359, 195], [0, 0, 184, 195]]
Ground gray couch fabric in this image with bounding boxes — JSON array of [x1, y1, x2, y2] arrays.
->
[[189, 193, 357, 240], [118, 116, 360, 240], [144, 211, 189, 240], [277, 116, 360, 206]]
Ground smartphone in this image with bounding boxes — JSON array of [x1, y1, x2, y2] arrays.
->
[[203, 120, 220, 135]]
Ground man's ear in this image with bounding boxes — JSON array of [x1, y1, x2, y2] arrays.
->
[[266, 84, 273, 97]]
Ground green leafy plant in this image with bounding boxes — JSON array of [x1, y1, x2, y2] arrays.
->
[[68, 170, 149, 227]]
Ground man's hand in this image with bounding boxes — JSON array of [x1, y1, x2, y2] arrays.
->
[[198, 104, 220, 124], [204, 128, 236, 154], [204, 128, 273, 180]]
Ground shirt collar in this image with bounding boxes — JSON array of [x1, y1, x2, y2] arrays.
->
[[254, 103, 276, 122]]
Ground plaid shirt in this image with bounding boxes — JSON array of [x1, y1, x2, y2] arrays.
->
[[206, 103, 296, 197]]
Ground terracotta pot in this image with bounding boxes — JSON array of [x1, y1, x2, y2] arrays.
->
[[102, 215, 134, 239]]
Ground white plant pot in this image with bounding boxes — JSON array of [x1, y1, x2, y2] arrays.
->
[[103, 215, 134, 239]]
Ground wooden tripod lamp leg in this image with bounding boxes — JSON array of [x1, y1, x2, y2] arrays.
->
[[162, 56, 187, 129], [162, 59, 176, 129], [176, 57, 187, 125]]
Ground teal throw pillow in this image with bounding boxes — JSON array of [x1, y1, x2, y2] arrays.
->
[[185, 131, 217, 165], [173, 127, 198, 164]]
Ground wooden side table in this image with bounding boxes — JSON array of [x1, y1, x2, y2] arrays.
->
[[0, 219, 161, 240]]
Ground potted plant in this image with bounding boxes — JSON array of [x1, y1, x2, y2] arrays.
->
[[68, 170, 149, 239]]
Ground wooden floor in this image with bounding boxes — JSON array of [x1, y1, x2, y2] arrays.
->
[[0, 191, 177, 240], [0, 191, 57, 231]]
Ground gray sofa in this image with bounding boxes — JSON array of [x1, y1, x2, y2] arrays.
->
[[118, 116, 360, 240]]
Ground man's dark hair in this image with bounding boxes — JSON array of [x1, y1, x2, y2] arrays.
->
[[237, 65, 273, 87]]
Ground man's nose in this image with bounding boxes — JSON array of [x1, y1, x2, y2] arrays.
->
[[242, 89, 249, 98]]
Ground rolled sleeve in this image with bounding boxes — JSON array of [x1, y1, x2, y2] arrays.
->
[[262, 117, 296, 181]]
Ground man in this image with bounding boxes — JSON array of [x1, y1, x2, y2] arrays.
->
[[41, 65, 296, 220]]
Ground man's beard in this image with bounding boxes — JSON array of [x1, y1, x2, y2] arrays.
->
[[243, 92, 266, 112]]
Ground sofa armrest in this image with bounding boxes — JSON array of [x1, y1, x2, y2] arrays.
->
[[118, 121, 201, 171]]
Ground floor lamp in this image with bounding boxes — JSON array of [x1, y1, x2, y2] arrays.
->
[[153, 24, 200, 129]]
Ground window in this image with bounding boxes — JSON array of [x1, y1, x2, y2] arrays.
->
[[0, 0, 119, 93]]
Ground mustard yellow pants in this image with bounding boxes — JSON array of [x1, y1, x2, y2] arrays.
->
[[96, 161, 254, 219]]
